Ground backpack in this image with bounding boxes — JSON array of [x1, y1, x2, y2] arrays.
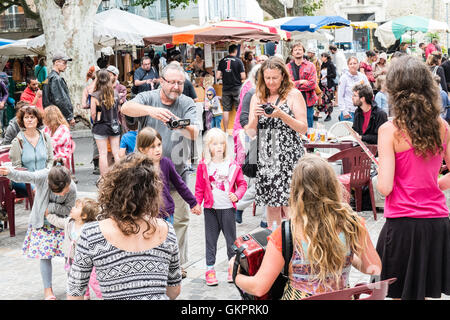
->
[[232, 220, 293, 300], [42, 78, 52, 108], [242, 133, 258, 178], [131, 71, 139, 95]]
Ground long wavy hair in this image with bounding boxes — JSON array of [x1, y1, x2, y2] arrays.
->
[[289, 154, 366, 288], [94, 69, 115, 110], [386, 55, 443, 157], [43, 105, 69, 135], [256, 56, 293, 103], [97, 153, 163, 238]]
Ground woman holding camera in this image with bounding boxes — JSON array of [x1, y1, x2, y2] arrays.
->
[[90, 69, 121, 176], [245, 56, 308, 228]]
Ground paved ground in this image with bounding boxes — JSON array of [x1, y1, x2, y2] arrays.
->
[[1, 112, 449, 300]]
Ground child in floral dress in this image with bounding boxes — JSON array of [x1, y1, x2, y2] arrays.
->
[[0, 158, 77, 300]]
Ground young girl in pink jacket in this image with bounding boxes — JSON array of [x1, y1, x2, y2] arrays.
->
[[195, 128, 247, 286]]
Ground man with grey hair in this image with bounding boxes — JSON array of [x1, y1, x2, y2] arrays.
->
[[121, 63, 199, 278]]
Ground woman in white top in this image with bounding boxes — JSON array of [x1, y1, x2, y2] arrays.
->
[[337, 57, 370, 122]]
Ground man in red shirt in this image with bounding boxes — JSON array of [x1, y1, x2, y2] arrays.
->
[[425, 39, 439, 59], [20, 76, 43, 111], [351, 84, 387, 145], [286, 42, 318, 128]]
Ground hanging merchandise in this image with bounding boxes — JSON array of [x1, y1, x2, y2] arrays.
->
[[12, 59, 22, 82], [124, 53, 132, 83], [204, 44, 213, 69]]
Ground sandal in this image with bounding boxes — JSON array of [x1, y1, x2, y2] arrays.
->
[[44, 295, 56, 300]]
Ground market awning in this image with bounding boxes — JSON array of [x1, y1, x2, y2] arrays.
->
[[279, 16, 351, 32], [143, 24, 282, 45], [351, 21, 378, 29], [28, 8, 179, 51], [375, 15, 450, 48], [0, 38, 43, 57], [0, 38, 16, 47], [212, 20, 291, 41]]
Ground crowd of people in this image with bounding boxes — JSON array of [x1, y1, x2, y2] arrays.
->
[[1, 37, 450, 301]]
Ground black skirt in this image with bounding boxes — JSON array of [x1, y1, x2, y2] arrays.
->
[[376, 217, 450, 300]]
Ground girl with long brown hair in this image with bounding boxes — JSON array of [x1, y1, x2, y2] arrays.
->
[[233, 154, 381, 299], [90, 69, 121, 176], [245, 56, 307, 228], [377, 55, 450, 300]]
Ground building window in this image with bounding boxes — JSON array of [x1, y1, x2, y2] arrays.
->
[[357, 0, 365, 4]]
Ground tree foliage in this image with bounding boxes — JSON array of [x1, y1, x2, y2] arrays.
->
[[133, 0, 196, 10], [0, 0, 40, 21], [256, 0, 323, 19]]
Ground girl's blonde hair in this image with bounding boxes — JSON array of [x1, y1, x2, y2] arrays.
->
[[289, 154, 367, 288], [44, 105, 70, 134], [76, 197, 100, 223], [136, 127, 162, 154], [375, 75, 386, 91], [203, 128, 229, 163]]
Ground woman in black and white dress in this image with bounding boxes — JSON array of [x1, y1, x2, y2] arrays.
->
[[245, 56, 308, 228]]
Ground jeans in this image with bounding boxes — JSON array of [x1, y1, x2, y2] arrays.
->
[[211, 115, 222, 129], [307, 106, 315, 128], [339, 111, 355, 122], [40, 259, 52, 289]]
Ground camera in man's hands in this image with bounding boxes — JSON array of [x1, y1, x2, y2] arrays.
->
[[166, 117, 190, 129], [262, 103, 275, 115]]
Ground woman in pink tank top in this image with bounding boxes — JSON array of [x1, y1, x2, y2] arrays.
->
[[376, 55, 450, 300]]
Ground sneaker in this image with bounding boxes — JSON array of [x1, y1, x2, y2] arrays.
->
[[260, 220, 268, 228], [227, 267, 233, 283], [205, 269, 218, 286], [324, 114, 332, 122]]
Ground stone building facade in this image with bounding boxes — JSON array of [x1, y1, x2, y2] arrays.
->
[[316, 0, 447, 24]]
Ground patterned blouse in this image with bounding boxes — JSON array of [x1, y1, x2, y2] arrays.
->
[[44, 125, 74, 162], [67, 221, 182, 300], [268, 226, 353, 299]]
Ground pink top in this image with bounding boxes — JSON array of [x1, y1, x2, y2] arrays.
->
[[195, 159, 247, 209], [384, 127, 449, 219], [232, 80, 253, 136]]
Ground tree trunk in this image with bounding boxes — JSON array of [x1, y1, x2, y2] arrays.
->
[[35, 0, 102, 124], [166, 0, 171, 25], [256, 0, 308, 18]]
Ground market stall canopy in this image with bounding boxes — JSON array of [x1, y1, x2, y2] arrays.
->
[[375, 15, 450, 48], [94, 8, 179, 47], [277, 16, 351, 32], [351, 21, 378, 29], [27, 8, 179, 50], [0, 38, 43, 57], [0, 38, 16, 47], [212, 20, 291, 41], [143, 23, 282, 45]]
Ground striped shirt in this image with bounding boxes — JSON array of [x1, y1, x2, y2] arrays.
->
[[67, 221, 182, 300]]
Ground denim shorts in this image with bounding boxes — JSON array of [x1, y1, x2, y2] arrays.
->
[[93, 133, 109, 140]]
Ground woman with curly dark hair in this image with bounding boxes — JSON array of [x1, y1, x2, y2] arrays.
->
[[376, 55, 450, 300], [67, 153, 182, 300]]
